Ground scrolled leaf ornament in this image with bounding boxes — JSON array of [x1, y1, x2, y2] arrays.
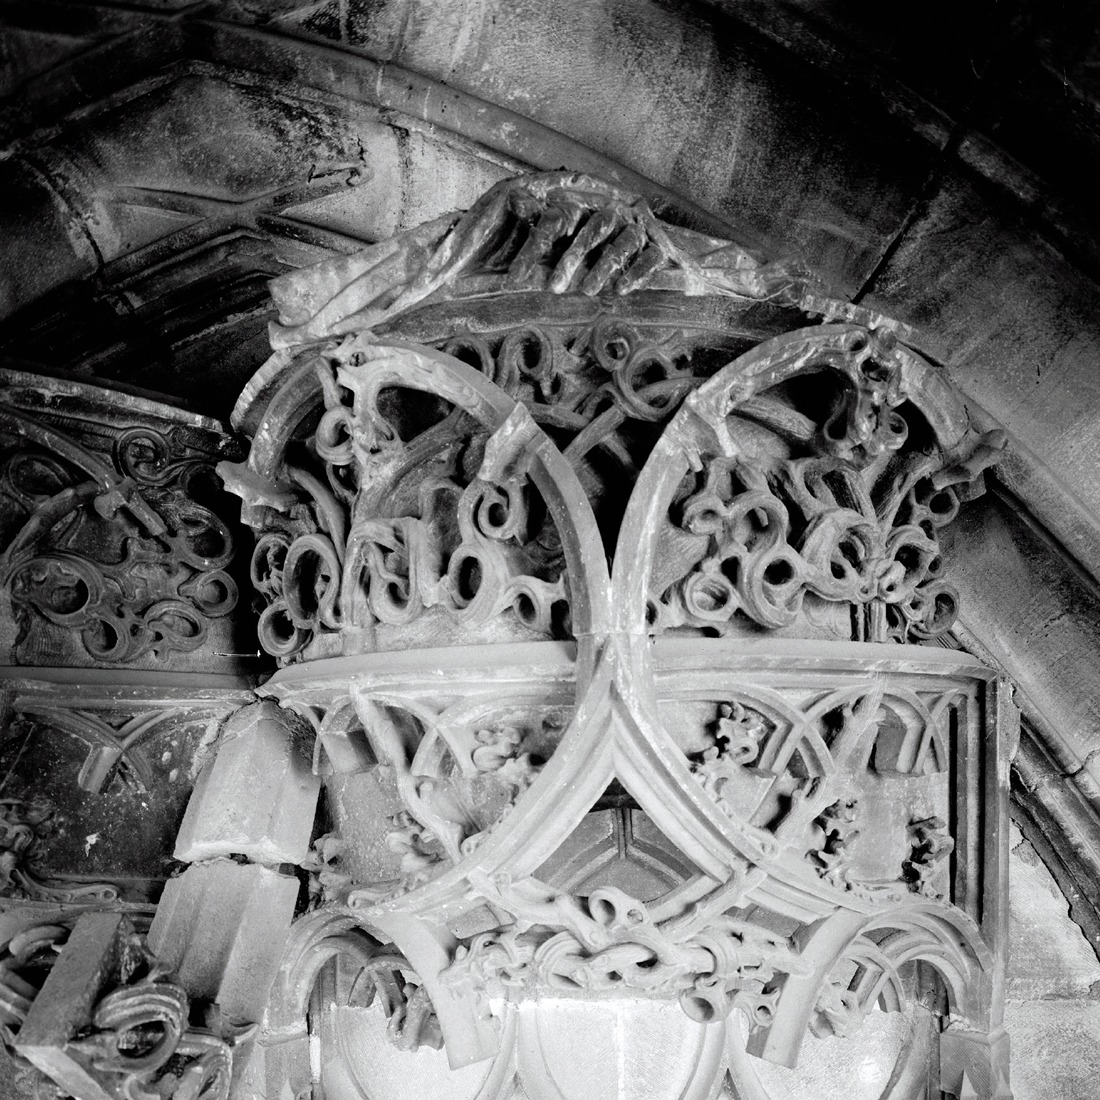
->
[[1, 915, 234, 1100]]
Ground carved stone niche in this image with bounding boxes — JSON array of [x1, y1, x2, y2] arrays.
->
[[166, 173, 1014, 1100]]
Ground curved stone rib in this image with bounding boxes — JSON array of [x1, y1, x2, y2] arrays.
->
[[746, 901, 993, 1068]]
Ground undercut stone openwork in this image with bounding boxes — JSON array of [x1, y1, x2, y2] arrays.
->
[[0, 370, 244, 668], [158, 172, 1016, 1100]]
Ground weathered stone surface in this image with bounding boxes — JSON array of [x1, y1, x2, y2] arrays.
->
[[174, 700, 320, 865], [1007, 825, 1100, 1001], [949, 494, 1100, 787], [8, 2, 1100, 1093], [1002, 1002, 1100, 1100], [939, 1026, 1011, 1100], [319, 0, 949, 293], [148, 859, 299, 1026], [233, 1029, 312, 1100], [863, 172, 1100, 537]]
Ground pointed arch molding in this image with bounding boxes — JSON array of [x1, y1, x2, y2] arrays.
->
[[158, 172, 1015, 1100]]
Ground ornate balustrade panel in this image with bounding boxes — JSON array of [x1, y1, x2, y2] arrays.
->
[[0, 171, 1013, 1100], [195, 171, 1016, 1100]]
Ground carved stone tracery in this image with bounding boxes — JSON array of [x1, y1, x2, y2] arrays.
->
[[0, 372, 245, 669], [0, 170, 1017, 1100], [0, 373, 258, 1098], [192, 171, 1017, 1100]]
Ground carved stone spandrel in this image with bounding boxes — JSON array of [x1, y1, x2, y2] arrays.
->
[[0, 668, 253, 904], [173, 699, 320, 865], [148, 860, 299, 1028]]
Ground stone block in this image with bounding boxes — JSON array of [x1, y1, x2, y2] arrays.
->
[[14, 912, 126, 1100], [320, 719, 377, 775], [148, 861, 299, 1026], [1003, 1001, 1100, 1100], [233, 1027, 312, 1100], [939, 1026, 1011, 1100], [1007, 826, 1100, 1001], [174, 699, 320, 865]]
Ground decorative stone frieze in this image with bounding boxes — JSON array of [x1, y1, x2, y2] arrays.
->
[[7, 170, 1010, 1100], [0, 368, 258, 928]]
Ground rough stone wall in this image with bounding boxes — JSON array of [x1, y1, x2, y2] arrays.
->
[[1006, 826, 1100, 1099]]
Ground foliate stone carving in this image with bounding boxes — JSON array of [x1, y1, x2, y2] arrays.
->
[[807, 798, 861, 890], [301, 833, 351, 907], [690, 700, 771, 799], [203, 171, 1015, 1099], [810, 977, 866, 1040], [0, 370, 244, 668], [228, 339, 575, 660], [2, 912, 233, 1100], [647, 326, 1005, 643], [904, 816, 955, 898], [325, 694, 559, 903], [264, 172, 806, 348], [470, 722, 542, 791], [382, 810, 445, 894], [228, 284, 1002, 669], [442, 873, 802, 1026], [252, 638, 1010, 1095], [341, 945, 444, 1055]]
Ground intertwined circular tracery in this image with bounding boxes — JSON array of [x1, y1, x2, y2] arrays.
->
[[214, 172, 1014, 1100]]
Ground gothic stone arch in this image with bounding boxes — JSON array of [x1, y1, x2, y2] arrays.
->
[[0, 172, 1016, 1100]]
